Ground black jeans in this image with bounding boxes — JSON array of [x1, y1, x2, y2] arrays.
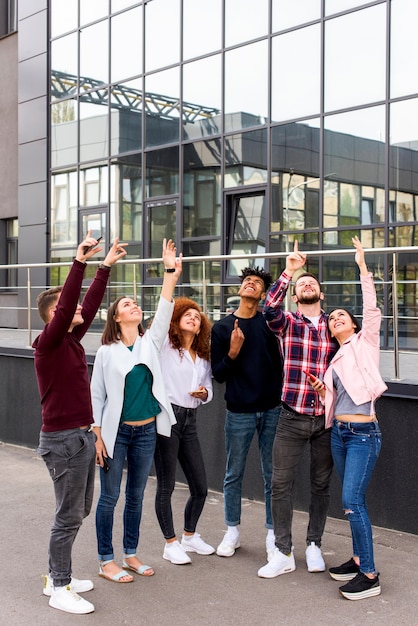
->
[[271, 405, 333, 554], [154, 404, 208, 540]]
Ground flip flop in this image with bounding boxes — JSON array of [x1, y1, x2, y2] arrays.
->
[[122, 559, 155, 577], [99, 561, 134, 583]]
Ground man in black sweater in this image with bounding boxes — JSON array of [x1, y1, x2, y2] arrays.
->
[[211, 267, 282, 561]]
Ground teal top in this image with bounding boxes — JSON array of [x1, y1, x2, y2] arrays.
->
[[120, 347, 160, 422]]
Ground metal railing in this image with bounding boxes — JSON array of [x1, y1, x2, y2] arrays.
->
[[1, 245, 418, 381]]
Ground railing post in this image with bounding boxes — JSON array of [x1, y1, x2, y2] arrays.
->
[[27, 267, 32, 347], [392, 252, 400, 380], [202, 260, 207, 314]]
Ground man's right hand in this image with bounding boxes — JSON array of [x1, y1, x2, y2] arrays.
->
[[285, 240, 307, 275], [228, 318, 245, 360]]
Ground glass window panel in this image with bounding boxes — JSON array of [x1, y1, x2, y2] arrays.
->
[[324, 5, 386, 111], [80, 0, 109, 26], [145, 68, 179, 147], [183, 55, 221, 139], [110, 77, 142, 155], [51, 0, 78, 37], [145, 0, 180, 72], [390, 0, 418, 98], [324, 106, 386, 193], [390, 99, 418, 215], [225, 40, 268, 132], [183, 0, 222, 59], [80, 165, 108, 207], [272, 25, 320, 122], [80, 20, 109, 86], [147, 200, 177, 270], [283, 174, 321, 232], [110, 158, 142, 242], [145, 146, 179, 197], [51, 171, 78, 247], [111, 8, 142, 83], [272, 0, 320, 31], [80, 96, 109, 162], [225, 0, 268, 47], [183, 141, 222, 238], [224, 128, 268, 188], [51, 99, 78, 168], [271, 119, 321, 187], [325, 0, 373, 15], [227, 194, 267, 276], [51, 34, 78, 100]]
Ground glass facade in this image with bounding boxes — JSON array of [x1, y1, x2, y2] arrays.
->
[[49, 0, 418, 348]]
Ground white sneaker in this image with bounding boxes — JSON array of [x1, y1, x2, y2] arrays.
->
[[216, 529, 240, 557], [266, 538, 276, 562], [43, 574, 94, 597], [257, 548, 296, 578], [305, 542, 326, 572], [49, 585, 94, 614], [163, 540, 192, 564], [181, 533, 215, 555]]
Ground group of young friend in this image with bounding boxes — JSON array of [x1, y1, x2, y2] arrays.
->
[[32, 232, 387, 615]]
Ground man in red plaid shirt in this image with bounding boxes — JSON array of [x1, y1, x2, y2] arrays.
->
[[258, 241, 338, 579]]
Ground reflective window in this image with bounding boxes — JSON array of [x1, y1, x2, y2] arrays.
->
[[325, 0, 372, 15], [80, 97, 109, 162], [390, 0, 418, 98], [183, 0, 222, 59], [80, 20, 109, 86], [80, 0, 109, 26], [51, 35, 78, 99], [111, 8, 142, 83], [51, 171, 78, 246], [112, 0, 139, 12], [324, 106, 386, 191], [282, 174, 321, 233], [145, 0, 180, 72], [183, 141, 222, 238], [225, 40, 268, 132], [271, 119, 321, 188], [110, 78, 142, 155], [390, 100, 418, 220], [51, 99, 78, 168], [51, 0, 78, 37], [145, 68, 179, 147], [272, 24, 320, 122], [224, 128, 268, 188], [225, 0, 268, 47], [227, 193, 267, 276], [324, 5, 386, 111], [145, 146, 179, 197], [110, 158, 142, 242], [183, 55, 221, 139], [80, 165, 108, 207], [272, 0, 320, 31], [147, 200, 177, 268]]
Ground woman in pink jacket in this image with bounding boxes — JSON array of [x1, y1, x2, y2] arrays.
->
[[310, 237, 387, 601]]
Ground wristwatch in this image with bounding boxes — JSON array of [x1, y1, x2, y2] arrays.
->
[[164, 267, 176, 273]]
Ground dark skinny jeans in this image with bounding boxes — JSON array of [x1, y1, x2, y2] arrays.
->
[[154, 404, 208, 540]]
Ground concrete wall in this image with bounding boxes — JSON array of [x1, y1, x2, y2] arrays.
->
[[0, 348, 417, 536], [0, 32, 18, 219]]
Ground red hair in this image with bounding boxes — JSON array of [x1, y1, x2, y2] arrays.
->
[[169, 297, 211, 361]]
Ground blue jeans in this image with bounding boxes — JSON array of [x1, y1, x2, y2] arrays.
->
[[331, 419, 382, 574], [223, 407, 280, 528], [271, 406, 333, 554], [96, 421, 156, 561], [154, 404, 207, 539], [37, 427, 96, 587]]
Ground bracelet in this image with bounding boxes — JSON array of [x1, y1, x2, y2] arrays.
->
[[164, 267, 176, 273], [98, 263, 111, 270]]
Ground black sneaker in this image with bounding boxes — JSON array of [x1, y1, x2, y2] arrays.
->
[[339, 572, 381, 600], [329, 557, 360, 581]]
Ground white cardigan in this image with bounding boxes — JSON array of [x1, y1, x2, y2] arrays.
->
[[91, 296, 176, 458]]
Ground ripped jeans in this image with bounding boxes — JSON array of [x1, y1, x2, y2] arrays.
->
[[331, 419, 382, 574]]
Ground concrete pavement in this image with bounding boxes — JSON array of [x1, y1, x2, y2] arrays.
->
[[1, 441, 417, 626]]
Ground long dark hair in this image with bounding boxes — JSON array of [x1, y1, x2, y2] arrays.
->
[[101, 296, 144, 345], [327, 307, 362, 334]]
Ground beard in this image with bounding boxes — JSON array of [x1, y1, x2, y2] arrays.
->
[[296, 292, 321, 305]]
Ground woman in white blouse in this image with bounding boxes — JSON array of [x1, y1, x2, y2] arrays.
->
[[154, 297, 214, 565]]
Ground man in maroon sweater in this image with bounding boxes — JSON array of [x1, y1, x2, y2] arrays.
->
[[33, 233, 127, 615]]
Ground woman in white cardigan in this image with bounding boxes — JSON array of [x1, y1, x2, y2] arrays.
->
[[91, 239, 181, 583]]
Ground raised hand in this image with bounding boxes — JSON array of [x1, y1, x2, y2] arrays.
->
[[285, 240, 307, 275], [103, 238, 128, 266], [228, 318, 245, 360]]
